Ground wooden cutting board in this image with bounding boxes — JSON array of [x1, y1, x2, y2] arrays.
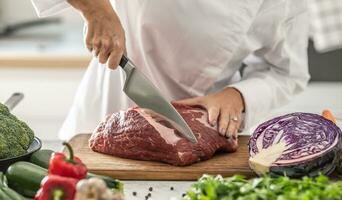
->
[[67, 134, 255, 180]]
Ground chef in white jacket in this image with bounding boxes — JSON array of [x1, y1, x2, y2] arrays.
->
[[31, 0, 310, 141]]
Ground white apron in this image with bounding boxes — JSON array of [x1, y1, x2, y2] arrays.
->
[[31, 0, 310, 140]]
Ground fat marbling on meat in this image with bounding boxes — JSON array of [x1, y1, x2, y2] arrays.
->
[[89, 104, 238, 166]]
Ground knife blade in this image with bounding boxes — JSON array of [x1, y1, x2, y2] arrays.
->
[[119, 55, 198, 143]]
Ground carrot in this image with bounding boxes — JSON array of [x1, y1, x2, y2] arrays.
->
[[322, 109, 336, 124]]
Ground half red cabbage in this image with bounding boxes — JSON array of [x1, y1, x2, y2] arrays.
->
[[249, 112, 342, 177]]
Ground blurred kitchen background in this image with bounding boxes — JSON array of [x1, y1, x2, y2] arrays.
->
[[0, 0, 341, 143], [0, 0, 90, 143]]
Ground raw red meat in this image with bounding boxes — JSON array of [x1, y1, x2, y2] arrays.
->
[[89, 104, 238, 166]]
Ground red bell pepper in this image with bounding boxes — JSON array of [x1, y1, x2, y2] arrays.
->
[[34, 175, 77, 200], [49, 142, 87, 180]]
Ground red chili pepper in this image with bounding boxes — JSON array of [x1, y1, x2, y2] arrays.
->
[[48, 142, 87, 180], [34, 175, 77, 200]]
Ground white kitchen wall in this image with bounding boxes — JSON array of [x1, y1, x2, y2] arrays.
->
[[0, 67, 85, 140], [0, 0, 88, 141], [0, 0, 83, 25]]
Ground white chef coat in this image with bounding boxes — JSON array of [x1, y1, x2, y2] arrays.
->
[[31, 0, 310, 140]]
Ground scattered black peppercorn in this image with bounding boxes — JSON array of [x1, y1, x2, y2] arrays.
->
[[145, 195, 149, 200], [149, 187, 153, 192], [182, 193, 186, 197], [170, 186, 174, 190], [132, 191, 137, 196], [148, 193, 152, 197]]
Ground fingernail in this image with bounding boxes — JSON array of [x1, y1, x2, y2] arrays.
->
[[210, 120, 216, 127]]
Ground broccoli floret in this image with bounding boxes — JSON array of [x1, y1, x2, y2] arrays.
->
[[0, 103, 10, 116], [0, 103, 34, 159]]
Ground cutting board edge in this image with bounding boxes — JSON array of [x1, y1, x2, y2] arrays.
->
[[68, 134, 254, 180], [88, 169, 256, 181]]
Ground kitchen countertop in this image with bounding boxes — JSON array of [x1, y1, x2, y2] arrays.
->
[[40, 82, 342, 200]]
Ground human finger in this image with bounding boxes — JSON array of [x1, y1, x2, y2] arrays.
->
[[207, 106, 219, 126], [85, 23, 95, 52], [218, 109, 230, 137], [98, 39, 112, 64], [107, 47, 124, 70], [92, 38, 102, 58], [108, 35, 125, 68], [99, 50, 110, 64], [226, 111, 241, 139]]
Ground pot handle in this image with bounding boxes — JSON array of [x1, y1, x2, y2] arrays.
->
[[4, 93, 24, 111]]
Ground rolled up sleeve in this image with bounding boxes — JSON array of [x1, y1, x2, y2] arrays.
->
[[230, 9, 310, 130], [31, 0, 71, 17]]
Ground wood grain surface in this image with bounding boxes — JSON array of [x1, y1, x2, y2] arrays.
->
[[0, 55, 91, 68], [67, 134, 255, 180]]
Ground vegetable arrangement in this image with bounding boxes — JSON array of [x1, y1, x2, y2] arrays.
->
[[29, 147, 123, 191], [6, 162, 47, 197], [34, 142, 88, 200], [184, 174, 342, 200], [249, 112, 342, 177], [75, 178, 123, 200], [0, 172, 24, 200], [322, 109, 337, 124], [323, 110, 342, 174], [48, 142, 87, 180], [35, 175, 78, 200], [4, 142, 123, 200], [0, 102, 34, 159]]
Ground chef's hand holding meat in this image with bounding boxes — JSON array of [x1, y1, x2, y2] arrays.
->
[[176, 87, 244, 140]]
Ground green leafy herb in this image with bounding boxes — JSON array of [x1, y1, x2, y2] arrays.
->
[[184, 174, 342, 200]]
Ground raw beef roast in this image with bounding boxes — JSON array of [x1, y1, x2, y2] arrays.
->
[[89, 104, 238, 166]]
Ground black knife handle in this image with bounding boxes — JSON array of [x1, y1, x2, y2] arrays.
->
[[119, 55, 129, 69]]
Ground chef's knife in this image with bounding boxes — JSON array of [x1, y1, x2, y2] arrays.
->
[[119, 55, 198, 143]]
